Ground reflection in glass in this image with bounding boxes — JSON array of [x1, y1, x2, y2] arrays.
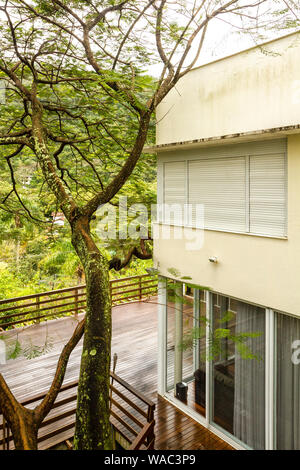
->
[[212, 295, 265, 449], [277, 313, 300, 449], [193, 289, 207, 416], [166, 282, 194, 391], [166, 284, 207, 415]]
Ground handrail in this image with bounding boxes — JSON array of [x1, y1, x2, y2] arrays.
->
[[129, 421, 155, 450], [110, 274, 150, 283], [0, 285, 87, 305], [0, 274, 157, 330], [0, 371, 155, 451], [110, 371, 155, 408]]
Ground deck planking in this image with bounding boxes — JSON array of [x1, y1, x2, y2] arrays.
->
[[0, 299, 233, 450]]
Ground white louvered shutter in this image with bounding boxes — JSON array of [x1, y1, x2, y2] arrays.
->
[[188, 157, 246, 231], [163, 161, 186, 225], [249, 153, 286, 237]]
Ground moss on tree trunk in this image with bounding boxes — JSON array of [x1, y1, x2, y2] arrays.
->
[[0, 318, 85, 450], [72, 215, 112, 450]]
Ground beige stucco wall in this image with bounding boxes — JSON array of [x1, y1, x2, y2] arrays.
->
[[156, 32, 300, 146], [154, 134, 300, 316]]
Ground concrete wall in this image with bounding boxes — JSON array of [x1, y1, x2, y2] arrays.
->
[[156, 32, 300, 146], [154, 134, 300, 316]]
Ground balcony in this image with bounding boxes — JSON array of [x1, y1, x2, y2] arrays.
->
[[0, 276, 233, 450]]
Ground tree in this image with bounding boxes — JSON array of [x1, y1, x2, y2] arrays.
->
[[0, 0, 298, 450], [0, 318, 85, 449]]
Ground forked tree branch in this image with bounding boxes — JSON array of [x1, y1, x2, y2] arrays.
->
[[109, 239, 152, 271], [0, 318, 85, 449], [34, 318, 85, 424]]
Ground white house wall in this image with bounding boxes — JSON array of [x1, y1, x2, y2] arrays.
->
[[156, 32, 300, 146], [153, 134, 300, 317]]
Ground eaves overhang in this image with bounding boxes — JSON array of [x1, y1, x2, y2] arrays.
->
[[143, 124, 300, 154]]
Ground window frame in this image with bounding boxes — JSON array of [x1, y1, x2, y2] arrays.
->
[[160, 279, 279, 450], [158, 140, 288, 239]]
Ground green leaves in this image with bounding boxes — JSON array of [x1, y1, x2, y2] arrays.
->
[[6, 338, 22, 360], [214, 328, 231, 339], [169, 22, 186, 42], [217, 310, 235, 324], [166, 273, 263, 363], [167, 267, 181, 278], [164, 268, 210, 291], [22, 337, 54, 360], [0, 332, 54, 361]]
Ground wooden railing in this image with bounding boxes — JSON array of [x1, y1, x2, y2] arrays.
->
[[0, 274, 157, 330], [0, 371, 155, 450], [110, 371, 155, 450]]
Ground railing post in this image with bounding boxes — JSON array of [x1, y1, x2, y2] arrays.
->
[[146, 404, 155, 449], [74, 287, 79, 317], [35, 295, 40, 324], [110, 280, 113, 305], [2, 416, 9, 450], [2, 416, 6, 450], [139, 276, 142, 301], [6, 420, 9, 450]]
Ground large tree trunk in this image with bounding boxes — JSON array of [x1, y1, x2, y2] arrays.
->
[[31, 101, 113, 449], [0, 375, 38, 450], [71, 215, 112, 450]]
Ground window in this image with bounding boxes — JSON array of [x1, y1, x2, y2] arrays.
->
[[212, 295, 266, 449], [164, 282, 266, 449], [163, 161, 186, 225], [161, 278, 300, 449], [276, 313, 300, 450], [160, 139, 287, 237], [189, 157, 246, 232], [249, 154, 286, 237]]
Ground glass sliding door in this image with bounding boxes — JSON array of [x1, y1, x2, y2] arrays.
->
[[163, 280, 270, 449], [166, 281, 207, 416], [211, 295, 266, 449], [166, 281, 176, 391], [212, 294, 235, 434], [192, 289, 207, 417], [276, 313, 300, 449], [166, 281, 194, 392]]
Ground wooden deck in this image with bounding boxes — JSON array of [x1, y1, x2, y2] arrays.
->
[[0, 299, 233, 450]]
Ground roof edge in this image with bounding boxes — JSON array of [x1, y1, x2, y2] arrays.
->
[[143, 124, 300, 153], [188, 30, 300, 75]]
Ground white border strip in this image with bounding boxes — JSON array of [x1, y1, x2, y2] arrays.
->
[[265, 308, 275, 449]]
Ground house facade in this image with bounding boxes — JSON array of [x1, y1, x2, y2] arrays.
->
[[150, 31, 300, 450]]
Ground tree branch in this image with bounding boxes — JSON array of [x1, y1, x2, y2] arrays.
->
[[84, 110, 152, 216], [0, 318, 85, 448], [109, 239, 152, 271], [34, 318, 85, 424]]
